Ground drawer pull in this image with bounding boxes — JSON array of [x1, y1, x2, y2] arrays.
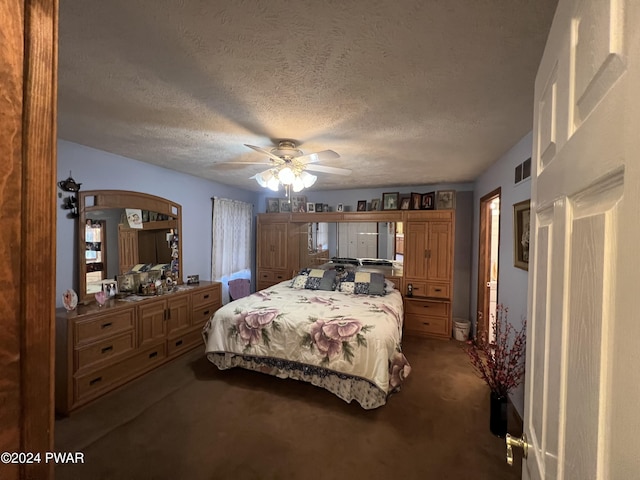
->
[[101, 345, 113, 354], [422, 322, 431, 326], [149, 351, 158, 359], [203, 294, 210, 299], [175, 340, 183, 347], [101, 322, 112, 329], [422, 305, 430, 308], [203, 310, 210, 316], [89, 376, 102, 386], [434, 288, 442, 292]]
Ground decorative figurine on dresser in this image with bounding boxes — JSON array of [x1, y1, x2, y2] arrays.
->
[[55, 190, 221, 415]]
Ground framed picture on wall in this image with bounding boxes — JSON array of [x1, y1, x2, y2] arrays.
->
[[513, 199, 531, 271]]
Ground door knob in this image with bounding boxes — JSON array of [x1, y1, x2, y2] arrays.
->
[[505, 433, 528, 466]]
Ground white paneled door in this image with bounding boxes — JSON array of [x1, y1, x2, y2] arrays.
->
[[523, 0, 640, 478]]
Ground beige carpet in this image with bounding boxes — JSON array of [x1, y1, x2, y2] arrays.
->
[[55, 336, 522, 480]]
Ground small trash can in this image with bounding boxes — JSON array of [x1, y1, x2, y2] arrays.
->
[[453, 318, 471, 341]]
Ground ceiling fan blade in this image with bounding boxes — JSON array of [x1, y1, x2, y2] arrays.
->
[[305, 164, 352, 176], [245, 144, 285, 163], [215, 161, 272, 166], [297, 149, 340, 164]]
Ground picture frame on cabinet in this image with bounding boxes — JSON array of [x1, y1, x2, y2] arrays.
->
[[436, 190, 456, 209], [336, 203, 344, 212], [279, 198, 292, 213], [291, 195, 307, 213], [513, 199, 530, 271], [266, 198, 280, 213], [307, 202, 316, 213], [315, 203, 324, 213], [421, 192, 435, 210], [382, 192, 399, 210], [400, 195, 411, 210], [411, 192, 422, 210], [370, 198, 380, 211], [357, 200, 367, 211]]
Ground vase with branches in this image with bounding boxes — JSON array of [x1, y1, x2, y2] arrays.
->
[[465, 304, 526, 436]]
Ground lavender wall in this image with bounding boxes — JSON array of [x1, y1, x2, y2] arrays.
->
[[56, 140, 259, 307], [472, 131, 533, 416]]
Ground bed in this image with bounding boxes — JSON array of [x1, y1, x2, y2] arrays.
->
[[202, 270, 411, 409]]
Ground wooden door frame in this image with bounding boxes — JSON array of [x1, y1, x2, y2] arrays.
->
[[0, 1, 58, 479], [476, 188, 501, 343]]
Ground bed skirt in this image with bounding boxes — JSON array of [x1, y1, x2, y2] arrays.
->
[[207, 351, 396, 410]]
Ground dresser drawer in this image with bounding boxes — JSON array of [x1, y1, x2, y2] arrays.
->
[[191, 286, 220, 310], [75, 331, 135, 371], [426, 282, 450, 299], [258, 269, 288, 283], [404, 315, 449, 336], [167, 328, 203, 357], [405, 281, 427, 297], [192, 304, 216, 327], [75, 343, 167, 402], [404, 299, 449, 317], [74, 308, 135, 346]]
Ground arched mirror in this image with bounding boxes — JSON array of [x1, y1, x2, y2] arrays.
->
[[78, 190, 183, 304]]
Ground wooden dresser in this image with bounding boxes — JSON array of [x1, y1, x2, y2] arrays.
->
[[55, 281, 221, 414]]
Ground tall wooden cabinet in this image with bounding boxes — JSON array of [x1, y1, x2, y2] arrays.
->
[[403, 210, 454, 339], [256, 214, 301, 290], [55, 281, 221, 414]]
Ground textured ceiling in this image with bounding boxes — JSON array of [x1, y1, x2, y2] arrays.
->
[[57, 0, 558, 191]]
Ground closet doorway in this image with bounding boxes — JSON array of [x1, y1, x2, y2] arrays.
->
[[476, 188, 501, 343]]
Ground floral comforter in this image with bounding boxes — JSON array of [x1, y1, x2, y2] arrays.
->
[[202, 281, 411, 409]]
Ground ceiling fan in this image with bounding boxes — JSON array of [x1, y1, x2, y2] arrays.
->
[[223, 140, 351, 192]]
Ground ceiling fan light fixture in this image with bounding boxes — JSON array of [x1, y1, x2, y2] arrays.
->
[[278, 166, 295, 185], [254, 169, 272, 188], [300, 171, 317, 188], [267, 175, 280, 191], [292, 175, 305, 192]]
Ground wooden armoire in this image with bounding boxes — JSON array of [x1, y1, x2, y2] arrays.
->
[[256, 209, 455, 340]]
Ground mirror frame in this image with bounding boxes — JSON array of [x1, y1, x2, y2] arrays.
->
[[78, 190, 183, 304]]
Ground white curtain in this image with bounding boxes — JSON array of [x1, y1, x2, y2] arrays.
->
[[211, 197, 252, 304]]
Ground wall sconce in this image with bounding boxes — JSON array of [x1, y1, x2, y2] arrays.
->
[[58, 171, 82, 218]]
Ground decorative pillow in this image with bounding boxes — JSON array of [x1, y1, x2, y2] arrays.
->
[[384, 279, 396, 293], [290, 268, 337, 291], [337, 271, 386, 296]]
